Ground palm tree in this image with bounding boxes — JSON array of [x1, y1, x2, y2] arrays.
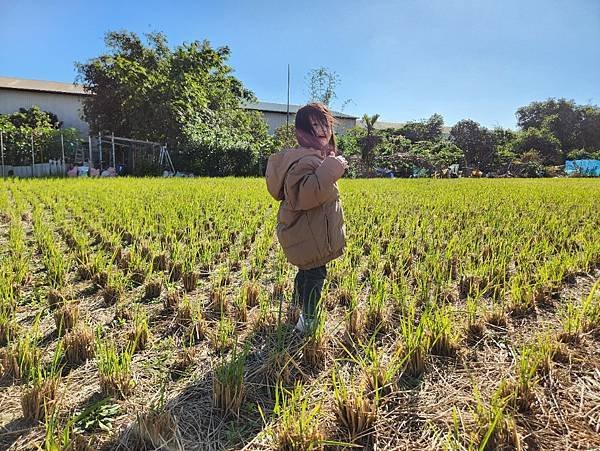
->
[[360, 114, 380, 174]]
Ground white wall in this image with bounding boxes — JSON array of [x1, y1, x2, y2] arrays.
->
[[2, 161, 66, 177], [260, 111, 356, 135], [0, 90, 89, 134], [0, 90, 357, 137]]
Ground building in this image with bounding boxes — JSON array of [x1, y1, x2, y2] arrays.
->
[[0, 76, 90, 134], [243, 101, 357, 134], [0, 76, 357, 136]]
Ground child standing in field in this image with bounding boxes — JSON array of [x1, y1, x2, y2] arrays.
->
[[265, 103, 348, 335]]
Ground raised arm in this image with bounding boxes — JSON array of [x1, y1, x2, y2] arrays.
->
[[284, 156, 347, 211]]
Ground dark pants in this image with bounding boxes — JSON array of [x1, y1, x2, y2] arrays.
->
[[293, 265, 327, 323]]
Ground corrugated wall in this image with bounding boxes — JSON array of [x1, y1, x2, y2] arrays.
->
[[261, 111, 356, 135]]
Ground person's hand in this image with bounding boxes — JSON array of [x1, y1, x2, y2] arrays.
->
[[336, 155, 349, 170]]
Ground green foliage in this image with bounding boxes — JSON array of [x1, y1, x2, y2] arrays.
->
[[73, 400, 121, 433], [409, 140, 464, 170], [3, 106, 61, 129], [516, 150, 545, 177], [398, 114, 444, 143], [306, 66, 340, 106], [76, 30, 270, 175], [566, 148, 600, 160], [336, 126, 365, 157], [516, 98, 600, 152], [0, 107, 79, 166], [577, 105, 600, 151], [509, 127, 562, 165], [450, 119, 496, 170], [271, 123, 297, 153], [359, 114, 381, 171]]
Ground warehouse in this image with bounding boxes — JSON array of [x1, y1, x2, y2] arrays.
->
[[0, 76, 357, 136]]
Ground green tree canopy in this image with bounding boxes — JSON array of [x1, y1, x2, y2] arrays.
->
[[577, 105, 600, 151], [509, 127, 562, 165], [450, 119, 496, 170], [398, 114, 444, 143], [410, 140, 464, 170], [359, 114, 381, 171], [0, 107, 78, 166], [76, 30, 270, 175], [516, 98, 600, 152], [271, 124, 298, 153]]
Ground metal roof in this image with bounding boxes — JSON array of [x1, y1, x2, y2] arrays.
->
[[0, 77, 358, 119], [243, 101, 357, 119], [0, 76, 88, 95]]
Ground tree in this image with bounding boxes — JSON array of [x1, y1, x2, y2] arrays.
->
[[6, 107, 62, 130], [359, 114, 381, 172], [509, 128, 562, 165], [516, 98, 580, 151], [450, 119, 496, 170], [398, 114, 444, 143], [492, 127, 516, 149], [76, 30, 270, 175], [336, 126, 365, 158], [410, 141, 464, 170], [306, 67, 340, 106], [577, 105, 600, 151], [0, 108, 78, 166], [272, 124, 298, 153]]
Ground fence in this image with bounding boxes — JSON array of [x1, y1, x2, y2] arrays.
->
[[0, 129, 77, 178], [3, 161, 66, 178], [0, 130, 174, 178]]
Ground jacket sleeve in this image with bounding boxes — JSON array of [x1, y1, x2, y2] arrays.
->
[[284, 156, 345, 211]]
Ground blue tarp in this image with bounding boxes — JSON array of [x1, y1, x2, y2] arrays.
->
[[565, 160, 600, 176], [375, 167, 395, 178]]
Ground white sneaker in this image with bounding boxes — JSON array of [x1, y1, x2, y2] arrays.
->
[[295, 314, 305, 333]]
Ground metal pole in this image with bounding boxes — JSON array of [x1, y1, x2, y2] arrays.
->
[[164, 143, 175, 174], [0, 131, 5, 178], [111, 132, 116, 168], [98, 132, 102, 171], [60, 133, 65, 176], [31, 132, 35, 177], [88, 135, 92, 176], [286, 63, 290, 128]]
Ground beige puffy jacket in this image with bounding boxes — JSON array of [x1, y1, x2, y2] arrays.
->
[[266, 147, 346, 270]]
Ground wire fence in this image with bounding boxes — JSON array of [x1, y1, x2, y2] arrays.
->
[[0, 131, 173, 178]]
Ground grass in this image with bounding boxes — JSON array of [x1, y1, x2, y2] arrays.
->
[[212, 343, 248, 415], [95, 331, 135, 399], [0, 177, 598, 450]]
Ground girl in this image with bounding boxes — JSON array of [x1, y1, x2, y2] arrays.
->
[[265, 103, 348, 335]]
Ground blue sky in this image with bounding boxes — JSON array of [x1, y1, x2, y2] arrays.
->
[[1, 0, 598, 128]]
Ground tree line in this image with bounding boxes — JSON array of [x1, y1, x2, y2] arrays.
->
[[2, 30, 599, 177], [334, 100, 600, 177]]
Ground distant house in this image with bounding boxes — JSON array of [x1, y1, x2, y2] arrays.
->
[[0, 76, 358, 137], [243, 101, 357, 135]]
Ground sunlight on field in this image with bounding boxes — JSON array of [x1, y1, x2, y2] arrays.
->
[[0, 178, 599, 449]]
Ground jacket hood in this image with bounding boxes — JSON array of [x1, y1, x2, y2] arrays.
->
[[265, 147, 323, 200]]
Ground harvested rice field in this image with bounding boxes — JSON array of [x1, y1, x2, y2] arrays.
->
[[0, 177, 599, 450]]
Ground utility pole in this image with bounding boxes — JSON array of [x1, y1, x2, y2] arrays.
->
[[31, 132, 35, 177], [286, 64, 290, 128], [0, 131, 5, 178], [60, 133, 65, 176], [88, 135, 93, 175]]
